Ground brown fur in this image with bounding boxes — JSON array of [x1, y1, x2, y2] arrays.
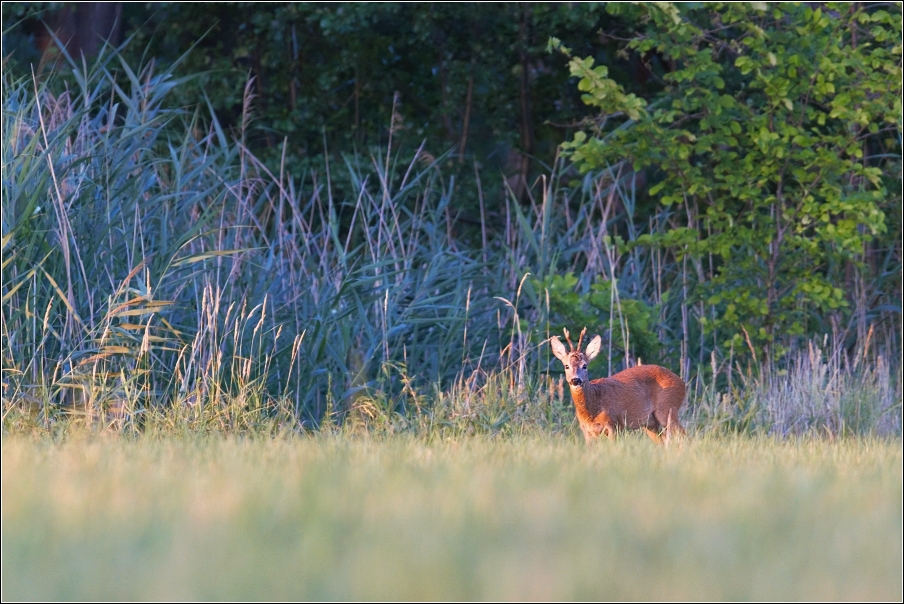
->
[[550, 331, 686, 444]]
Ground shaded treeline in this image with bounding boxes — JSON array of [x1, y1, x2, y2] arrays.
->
[[3, 2, 661, 207]]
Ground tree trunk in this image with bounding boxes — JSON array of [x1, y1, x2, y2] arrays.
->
[[37, 3, 123, 60], [517, 5, 534, 197]]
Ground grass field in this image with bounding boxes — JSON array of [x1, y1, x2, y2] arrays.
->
[[2, 434, 901, 601]]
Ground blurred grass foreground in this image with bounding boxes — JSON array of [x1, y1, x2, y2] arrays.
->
[[2, 435, 902, 600]]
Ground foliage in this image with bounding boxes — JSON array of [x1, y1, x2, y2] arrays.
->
[[531, 272, 661, 368], [557, 2, 902, 360]]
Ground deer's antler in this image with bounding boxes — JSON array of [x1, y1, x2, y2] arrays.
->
[[577, 327, 587, 351], [563, 327, 574, 351]]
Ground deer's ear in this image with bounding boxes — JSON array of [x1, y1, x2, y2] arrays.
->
[[584, 335, 602, 361], [549, 336, 569, 361]]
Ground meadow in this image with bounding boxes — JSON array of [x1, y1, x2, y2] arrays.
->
[[2, 29, 901, 604], [2, 434, 901, 601]]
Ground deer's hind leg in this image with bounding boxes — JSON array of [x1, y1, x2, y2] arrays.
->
[[641, 413, 665, 444], [642, 427, 663, 444], [655, 407, 685, 443]]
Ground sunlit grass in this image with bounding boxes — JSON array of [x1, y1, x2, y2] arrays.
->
[[2, 434, 901, 600]]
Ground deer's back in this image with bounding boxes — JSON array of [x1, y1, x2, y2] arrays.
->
[[608, 365, 684, 395]]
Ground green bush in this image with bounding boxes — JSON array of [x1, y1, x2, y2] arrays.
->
[[556, 2, 902, 362]]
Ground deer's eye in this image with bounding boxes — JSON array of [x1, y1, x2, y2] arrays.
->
[[582, 364, 587, 369], [564, 365, 569, 370]]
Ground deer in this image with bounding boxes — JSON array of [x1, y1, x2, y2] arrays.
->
[[549, 327, 686, 444]]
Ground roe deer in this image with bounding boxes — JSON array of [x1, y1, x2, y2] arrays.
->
[[550, 327, 686, 444]]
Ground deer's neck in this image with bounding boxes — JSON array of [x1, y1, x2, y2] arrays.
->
[[569, 383, 600, 424]]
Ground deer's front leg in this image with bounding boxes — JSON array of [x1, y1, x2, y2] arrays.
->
[[599, 423, 616, 440], [581, 422, 614, 443]]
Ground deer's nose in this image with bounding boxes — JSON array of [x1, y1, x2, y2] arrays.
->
[[570, 378, 583, 387]]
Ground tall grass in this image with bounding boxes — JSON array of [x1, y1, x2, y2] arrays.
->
[[2, 49, 900, 437]]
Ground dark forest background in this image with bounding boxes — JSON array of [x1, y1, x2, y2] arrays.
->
[[6, 5, 645, 185]]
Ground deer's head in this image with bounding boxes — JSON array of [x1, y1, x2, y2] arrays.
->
[[550, 327, 602, 389]]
